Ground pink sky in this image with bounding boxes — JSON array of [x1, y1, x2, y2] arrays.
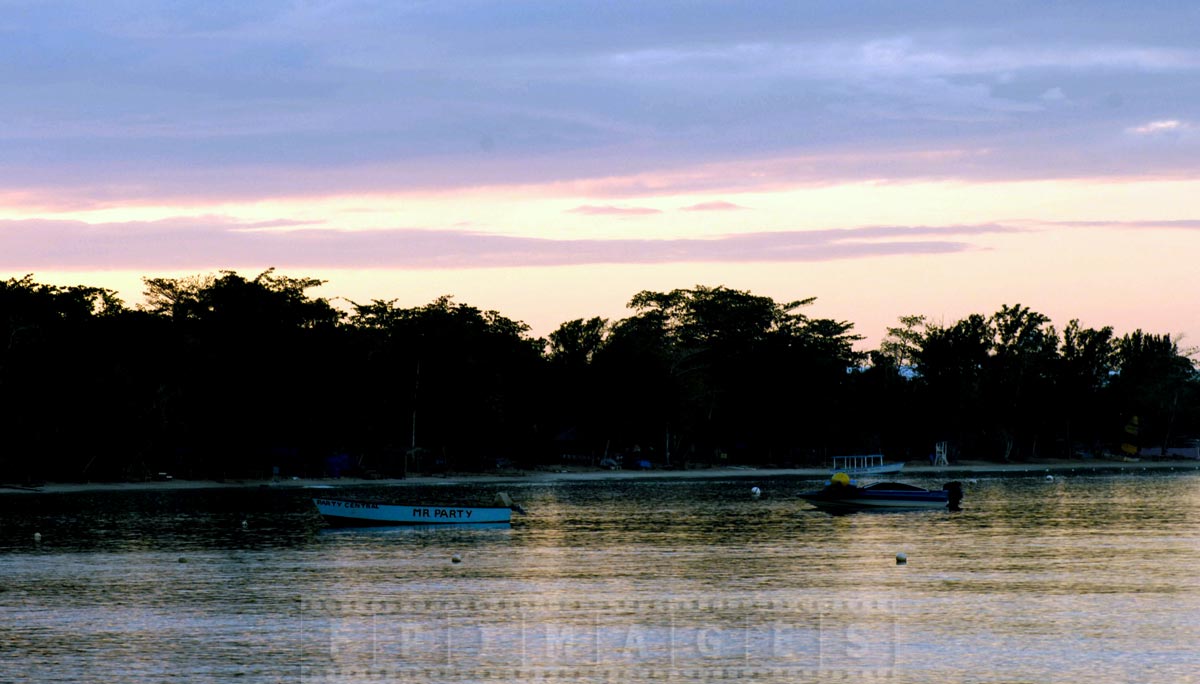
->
[[3, 3, 1199, 348]]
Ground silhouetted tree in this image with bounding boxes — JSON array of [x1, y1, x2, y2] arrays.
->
[[139, 269, 344, 478], [3, 271, 1198, 482], [1056, 320, 1117, 456], [545, 317, 610, 463], [590, 286, 862, 466], [1111, 331, 1199, 456], [348, 295, 545, 472], [911, 313, 992, 458], [0, 275, 138, 481], [987, 304, 1059, 461]]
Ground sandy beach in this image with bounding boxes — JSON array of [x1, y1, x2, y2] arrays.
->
[[3, 458, 1198, 495]]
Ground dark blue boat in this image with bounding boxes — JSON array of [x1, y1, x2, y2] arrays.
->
[[799, 478, 963, 512]]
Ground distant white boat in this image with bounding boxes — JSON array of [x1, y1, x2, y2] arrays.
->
[[830, 454, 904, 476], [313, 498, 513, 526]]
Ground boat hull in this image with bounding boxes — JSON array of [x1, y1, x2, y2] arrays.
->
[[798, 491, 949, 511], [798, 482, 954, 512], [313, 498, 512, 526]]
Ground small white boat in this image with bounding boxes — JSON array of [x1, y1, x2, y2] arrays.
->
[[313, 497, 513, 526], [830, 454, 904, 476]]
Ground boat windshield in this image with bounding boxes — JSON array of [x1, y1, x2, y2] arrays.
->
[[861, 482, 926, 491]]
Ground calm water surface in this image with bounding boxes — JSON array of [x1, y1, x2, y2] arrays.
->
[[1, 473, 1198, 683]]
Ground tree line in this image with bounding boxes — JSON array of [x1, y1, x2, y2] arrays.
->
[[2, 270, 1196, 482]]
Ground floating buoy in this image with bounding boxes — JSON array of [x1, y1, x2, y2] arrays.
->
[[33, 532, 42, 543], [178, 557, 188, 563], [750, 486, 761, 498], [451, 553, 462, 564], [241, 520, 248, 530], [1045, 474, 1054, 482], [896, 552, 908, 565]]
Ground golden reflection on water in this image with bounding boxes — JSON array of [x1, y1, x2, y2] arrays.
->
[[0, 474, 1198, 682]]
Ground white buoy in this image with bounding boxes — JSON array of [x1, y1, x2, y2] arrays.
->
[[33, 532, 42, 543], [451, 553, 462, 564], [750, 486, 761, 498], [241, 519, 248, 530], [896, 552, 907, 565], [1045, 474, 1054, 482]]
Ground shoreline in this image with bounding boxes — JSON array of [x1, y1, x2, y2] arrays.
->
[[3, 459, 1198, 495]]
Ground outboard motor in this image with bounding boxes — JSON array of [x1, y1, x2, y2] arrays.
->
[[494, 491, 527, 514], [942, 481, 964, 511]]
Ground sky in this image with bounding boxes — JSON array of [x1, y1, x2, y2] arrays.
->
[[3, 1, 1200, 348]]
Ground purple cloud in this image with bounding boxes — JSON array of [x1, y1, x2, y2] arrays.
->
[[566, 205, 663, 216], [1, 3, 1198, 209], [680, 201, 748, 212], [0, 217, 1018, 271]]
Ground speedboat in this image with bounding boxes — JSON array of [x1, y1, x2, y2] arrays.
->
[[799, 474, 963, 512]]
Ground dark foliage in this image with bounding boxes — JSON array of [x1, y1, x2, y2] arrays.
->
[[1, 273, 1196, 482]]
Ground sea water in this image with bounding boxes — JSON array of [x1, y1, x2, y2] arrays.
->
[[1, 473, 1197, 683]]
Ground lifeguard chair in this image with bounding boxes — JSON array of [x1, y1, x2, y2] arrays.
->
[[933, 441, 949, 466]]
